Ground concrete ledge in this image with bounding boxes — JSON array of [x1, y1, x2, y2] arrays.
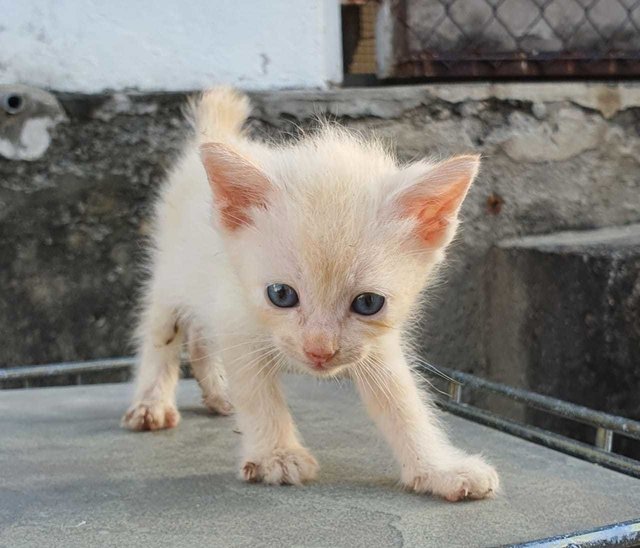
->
[[498, 223, 640, 255], [2, 377, 640, 547], [487, 224, 640, 455], [60, 81, 640, 120], [253, 82, 640, 120]]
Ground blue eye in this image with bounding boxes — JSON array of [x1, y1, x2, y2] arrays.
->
[[267, 284, 299, 308], [351, 293, 385, 316]]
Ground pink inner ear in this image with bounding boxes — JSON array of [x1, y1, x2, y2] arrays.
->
[[399, 155, 479, 247], [403, 182, 467, 245], [200, 143, 271, 231]]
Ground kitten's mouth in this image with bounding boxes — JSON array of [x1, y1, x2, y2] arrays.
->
[[304, 356, 353, 377], [307, 363, 342, 377], [306, 350, 342, 374]]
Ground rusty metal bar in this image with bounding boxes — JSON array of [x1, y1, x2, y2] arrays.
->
[[596, 428, 614, 453], [448, 381, 462, 403], [391, 56, 640, 79]]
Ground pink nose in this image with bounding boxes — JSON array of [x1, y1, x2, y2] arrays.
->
[[304, 348, 336, 365]]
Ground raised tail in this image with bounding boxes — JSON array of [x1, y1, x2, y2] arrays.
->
[[186, 86, 251, 144]]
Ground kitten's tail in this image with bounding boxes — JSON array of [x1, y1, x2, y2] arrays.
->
[[186, 86, 251, 144]]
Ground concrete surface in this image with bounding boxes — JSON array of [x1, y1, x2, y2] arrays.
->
[[486, 224, 640, 456], [1, 377, 640, 547], [2, 83, 640, 375]]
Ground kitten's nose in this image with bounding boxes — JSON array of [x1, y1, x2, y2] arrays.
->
[[303, 347, 336, 365]]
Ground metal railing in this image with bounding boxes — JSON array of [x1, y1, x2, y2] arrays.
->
[[515, 519, 640, 548], [0, 357, 134, 386], [419, 364, 640, 479]]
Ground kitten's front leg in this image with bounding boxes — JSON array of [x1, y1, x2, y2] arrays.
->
[[225, 345, 318, 485], [354, 343, 499, 501]]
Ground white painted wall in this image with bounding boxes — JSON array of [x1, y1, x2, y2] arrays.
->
[[0, 0, 343, 92]]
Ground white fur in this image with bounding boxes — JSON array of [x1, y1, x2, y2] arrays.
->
[[121, 87, 499, 501]]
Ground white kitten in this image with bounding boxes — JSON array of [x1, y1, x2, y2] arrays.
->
[[122, 87, 499, 502]]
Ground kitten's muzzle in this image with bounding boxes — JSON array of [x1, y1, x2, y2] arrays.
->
[[303, 347, 337, 370]]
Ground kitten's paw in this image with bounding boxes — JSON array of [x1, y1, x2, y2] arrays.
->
[[409, 455, 499, 502], [203, 393, 233, 416], [121, 401, 180, 431], [241, 446, 319, 486]]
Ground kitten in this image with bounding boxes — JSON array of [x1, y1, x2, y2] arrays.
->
[[122, 87, 499, 501]]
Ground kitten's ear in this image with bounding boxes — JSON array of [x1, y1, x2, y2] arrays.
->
[[200, 142, 271, 231], [393, 155, 479, 248]]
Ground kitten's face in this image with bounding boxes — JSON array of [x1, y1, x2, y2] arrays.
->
[[231, 196, 429, 376], [201, 139, 478, 376]]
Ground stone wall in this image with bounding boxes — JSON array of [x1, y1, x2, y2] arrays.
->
[[2, 82, 640, 381]]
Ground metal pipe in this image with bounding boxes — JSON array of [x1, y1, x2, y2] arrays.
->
[[0, 357, 197, 388], [438, 399, 640, 479], [0, 357, 135, 381], [419, 365, 640, 440], [515, 518, 640, 548]]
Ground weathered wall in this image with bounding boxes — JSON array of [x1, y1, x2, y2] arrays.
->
[[0, 0, 343, 92], [1, 82, 640, 373]]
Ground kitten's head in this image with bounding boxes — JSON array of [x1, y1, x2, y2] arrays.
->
[[201, 129, 478, 376]]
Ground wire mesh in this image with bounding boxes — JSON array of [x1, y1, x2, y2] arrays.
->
[[375, 0, 640, 78]]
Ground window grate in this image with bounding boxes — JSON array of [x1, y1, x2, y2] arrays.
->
[[364, 0, 640, 79]]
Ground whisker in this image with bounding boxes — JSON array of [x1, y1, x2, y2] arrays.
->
[[197, 345, 274, 385], [411, 356, 460, 385], [182, 335, 271, 349], [267, 351, 287, 381], [232, 346, 278, 374], [417, 375, 451, 399], [245, 350, 283, 402], [216, 338, 273, 356], [188, 340, 272, 365], [362, 357, 395, 405], [353, 361, 386, 410]]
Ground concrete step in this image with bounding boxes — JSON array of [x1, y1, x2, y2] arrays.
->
[[486, 224, 640, 456], [1, 377, 640, 547]]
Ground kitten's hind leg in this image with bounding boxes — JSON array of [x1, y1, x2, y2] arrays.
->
[[187, 327, 233, 416], [121, 304, 184, 431]]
